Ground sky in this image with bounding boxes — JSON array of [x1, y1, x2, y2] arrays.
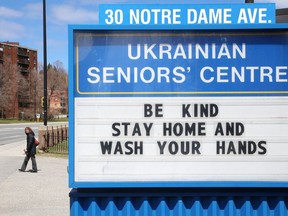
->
[[0, 0, 287, 71]]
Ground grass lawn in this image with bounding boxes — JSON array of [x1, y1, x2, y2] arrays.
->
[[0, 118, 68, 124], [0, 119, 30, 124]]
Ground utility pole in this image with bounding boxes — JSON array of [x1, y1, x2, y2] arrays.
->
[[43, 0, 48, 126]]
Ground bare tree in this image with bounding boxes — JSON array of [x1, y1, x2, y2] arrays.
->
[[38, 61, 68, 117], [0, 63, 6, 118], [0, 56, 17, 118], [17, 71, 32, 119]]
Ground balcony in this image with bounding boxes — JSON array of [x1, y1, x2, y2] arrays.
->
[[19, 67, 29, 74], [17, 58, 29, 66], [17, 49, 29, 57], [0, 48, 3, 63]]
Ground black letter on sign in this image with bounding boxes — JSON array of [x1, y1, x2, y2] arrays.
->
[[182, 104, 191, 117], [144, 104, 153, 117], [144, 104, 163, 117], [112, 123, 121, 136]]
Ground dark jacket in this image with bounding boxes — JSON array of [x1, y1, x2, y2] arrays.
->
[[26, 132, 36, 156]]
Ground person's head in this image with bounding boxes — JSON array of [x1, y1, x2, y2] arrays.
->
[[24, 127, 33, 134]]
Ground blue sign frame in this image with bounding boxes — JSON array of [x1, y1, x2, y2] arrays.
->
[[69, 23, 288, 188]]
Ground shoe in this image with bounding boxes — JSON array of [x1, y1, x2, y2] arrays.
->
[[30, 170, 38, 173], [18, 169, 25, 172]]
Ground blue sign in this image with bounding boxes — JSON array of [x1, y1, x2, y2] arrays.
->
[[75, 29, 288, 97], [69, 24, 288, 188], [99, 4, 275, 26]]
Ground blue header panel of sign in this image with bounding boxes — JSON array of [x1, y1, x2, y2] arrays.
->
[[99, 4, 275, 26], [74, 29, 288, 97]]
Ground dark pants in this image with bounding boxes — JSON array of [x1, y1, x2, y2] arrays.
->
[[21, 154, 37, 171]]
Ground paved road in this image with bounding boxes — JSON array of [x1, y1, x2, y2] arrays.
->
[[0, 123, 70, 215], [0, 122, 68, 183], [0, 123, 40, 146], [0, 122, 67, 146], [0, 123, 40, 183], [0, 141, 69, 216]]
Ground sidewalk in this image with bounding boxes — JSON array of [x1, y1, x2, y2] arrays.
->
[[0, 141, 70, 216]]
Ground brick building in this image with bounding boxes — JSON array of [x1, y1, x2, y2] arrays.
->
[[49, 90, 68, 117], [0, 42, 38, 119]]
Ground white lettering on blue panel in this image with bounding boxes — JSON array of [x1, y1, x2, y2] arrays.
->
[[99, 4, 275, 26]]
